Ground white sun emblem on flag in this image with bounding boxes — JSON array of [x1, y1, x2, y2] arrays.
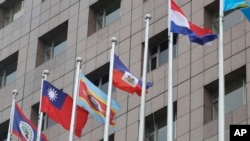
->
[[47, 88, 58, 102]]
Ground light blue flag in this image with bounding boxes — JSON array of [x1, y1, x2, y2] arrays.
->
[[224, 0, 250, 12], [240, 7, 250, 22]]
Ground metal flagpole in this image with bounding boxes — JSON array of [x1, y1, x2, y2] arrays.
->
[[218, 0, 225, 141], [167, 0, 174, 140], [69, 57, 82, 141], [103, 37, 117, 141], [7, 90, 18, 141], [37, 70, 49, 141], [138, 14, 151, 141]]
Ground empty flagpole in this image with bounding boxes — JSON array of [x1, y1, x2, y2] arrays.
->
[[103, 37, 117, 141], [138, 14, 151, 141], [218, 0, 225, 141], [69, 57, 82, 141], [37, 70, 49, 141], [167, 0, 174, 141], [7, 90, 18, 141]]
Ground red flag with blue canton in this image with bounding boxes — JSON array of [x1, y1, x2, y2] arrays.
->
[[113, 54, 153, 96], [12, 103, 48, 141], [41, 80, 88, 137]]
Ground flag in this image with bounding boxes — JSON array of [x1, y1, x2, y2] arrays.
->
[[224, 0, 250, 12], [170, 0, 217, 45], [240, 7, 250, 21], [77, 73, 120, 129], [41, 80, 88, 137], [12, 103, 48, 141], [113, 55, 153, 96]]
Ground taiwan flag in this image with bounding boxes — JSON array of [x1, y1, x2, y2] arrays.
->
[[113, 55, 153, 96], [12, 103, 48, 141], [41, 80, 89, 137]]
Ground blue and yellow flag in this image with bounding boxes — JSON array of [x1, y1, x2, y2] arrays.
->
[[77, 72, 121, 129], [224, 0, 250, 12]]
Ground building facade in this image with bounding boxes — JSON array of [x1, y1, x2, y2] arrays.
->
[[0, 0, 249, 140]]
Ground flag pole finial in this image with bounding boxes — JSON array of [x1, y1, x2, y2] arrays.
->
[[12, 89, 18, 97], [111, 37, 117, 43], [43, 70, 49, 76], [145, 14, 152, 20], [76, 57, 82, 63]]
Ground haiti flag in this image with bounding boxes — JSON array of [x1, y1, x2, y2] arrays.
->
[[113, 54, 153, 96]]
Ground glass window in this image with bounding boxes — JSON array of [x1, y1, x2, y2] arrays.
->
[[146, 106, 177, 141], [89, 0, 121, 34], [149, 40, 177, 71], [36, 21, 68, 66], [3, 0, 24, 26], [212, 78, 246, 119], [94, 74, 114, 93], [0, 52, 18, 89], [95, 0, 120, 30], [44, 31, 67, 62]]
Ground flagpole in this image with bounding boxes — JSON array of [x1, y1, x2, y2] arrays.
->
[[167, 0, 174, 141], [7, 89, 18, 141], [103, 37, 117, 141], [69, 57, 82, 141], [218, 0, 225, 141], [37, 70, 49, 141], [138, 14, 151, 141]]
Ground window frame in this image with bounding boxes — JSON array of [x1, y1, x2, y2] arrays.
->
[[3, 0, 24, 27], [147, 30, 178, 72], [88, 0, 121, 35], [145, 104, 177, 141], [0, 52, 18, 89], [211, 77, 246, 120]]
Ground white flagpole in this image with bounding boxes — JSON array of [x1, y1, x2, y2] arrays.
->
[[7, 90, 18, 141], [167, 0, 174, 140], [103, 37, 117, 141], [138, 14, 151, 141], [37, 70, 49, 141], [69, 57, 82, 141], [218, 0, 225, 141]]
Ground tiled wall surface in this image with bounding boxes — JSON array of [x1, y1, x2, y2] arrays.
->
[[0, 0, 250, 140]]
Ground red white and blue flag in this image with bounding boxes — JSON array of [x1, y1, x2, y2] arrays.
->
[[113, 55, 153, 96], [41, 80, 88, 137], [12, 103, 48, 141], [170, 0, 217, 45]]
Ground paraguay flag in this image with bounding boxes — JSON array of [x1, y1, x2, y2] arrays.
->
[[170, 0, 217, 45], [41, 80, 88, 137], [78, 73, 121, 129], [12, 103, 48, 141], [113, 55, 153, 96]]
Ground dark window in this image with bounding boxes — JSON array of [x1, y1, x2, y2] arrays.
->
[[0, 0, 24, 28], [88, 0, 121, 35], [36, 21, 68, 66], [145, 103, 177, 141], [87, 63, 115, 93], [100, 134, 114, 141], [0, 52, 18, 89], [204, 66, 246, 122], [0, 120, 9, 141], [148, 30, 178, 71]]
